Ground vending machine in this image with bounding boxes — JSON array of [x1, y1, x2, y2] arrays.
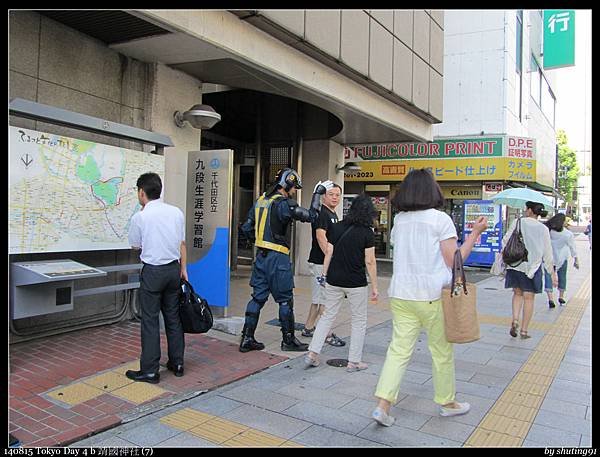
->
[[462, 200, 502, 267]]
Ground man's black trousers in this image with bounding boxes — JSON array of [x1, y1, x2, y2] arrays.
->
[[139, 261, 184, 374]]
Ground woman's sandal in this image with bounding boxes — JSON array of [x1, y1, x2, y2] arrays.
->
[[509, 320, 519, 338], [346, 362, 368, 372], [520, 331, 531, 339]]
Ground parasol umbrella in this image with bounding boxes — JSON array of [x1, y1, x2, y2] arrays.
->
[[491, 187, 554, 210]]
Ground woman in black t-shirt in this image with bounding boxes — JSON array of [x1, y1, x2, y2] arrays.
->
[[305, 194, 379, 372]]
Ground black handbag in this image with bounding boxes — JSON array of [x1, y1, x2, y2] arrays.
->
[[502, 217, 529, 267], [179, 279, 213, 334]]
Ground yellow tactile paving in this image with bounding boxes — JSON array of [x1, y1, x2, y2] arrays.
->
[[507, 379, 548, 397], [46, 382, 105, 405], [160, 408, 215, 430], [110, 382, 167, 404], [82, 371, 133, 392], [279, 441, 304, 447], [502, 390, 544, 410], [465, 277, 590, 447], [188, 417, 249, 444], [223, 429, 287, 447], [479, 414, 531, 438], [160, 408, 301, 447], [492, 402, 538, 423], [512, 372, 553, 388]]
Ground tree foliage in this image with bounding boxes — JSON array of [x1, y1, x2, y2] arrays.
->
[[556, 129, 580, 204]]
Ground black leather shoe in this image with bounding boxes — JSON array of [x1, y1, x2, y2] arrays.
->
[[125, 370, 160, 384], [166, 362, 184, 377]]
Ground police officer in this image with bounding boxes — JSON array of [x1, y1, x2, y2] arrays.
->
[[239, 168, 334, 352]]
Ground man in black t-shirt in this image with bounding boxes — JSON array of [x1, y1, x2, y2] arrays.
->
[[303, 183, 346, 347]]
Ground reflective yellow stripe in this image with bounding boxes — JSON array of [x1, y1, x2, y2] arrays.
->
[[255, 240, 290, 255], [255, 196, 269, 246], [254, 194, 289, 255]]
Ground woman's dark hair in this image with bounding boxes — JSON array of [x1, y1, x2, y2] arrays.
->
[[137, 172, 162, 200], [391, 168, 445, 212], [344, 194, 378, 227], [545, 213, 565, 232], [526, 201, 548, 218]]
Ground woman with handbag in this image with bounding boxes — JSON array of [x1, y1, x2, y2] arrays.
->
[[503, 201, 557, 339], [371, 169, 488, 427], [304, 194, 379, 372]]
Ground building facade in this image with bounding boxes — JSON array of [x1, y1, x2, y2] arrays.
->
[[342, 10, 559, 265], [9, 10, 444, 334]]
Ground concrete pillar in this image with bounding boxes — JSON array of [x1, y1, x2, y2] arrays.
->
[[145, 63, 203, 211], [295, 139, 345, 276]]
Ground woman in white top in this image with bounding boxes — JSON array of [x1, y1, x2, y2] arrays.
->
[[543, 213, 579, 307], [371, 169, 487, 427], [502, 201, 557, 340]]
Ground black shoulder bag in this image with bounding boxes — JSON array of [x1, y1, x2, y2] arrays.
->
[[179, 279, 213, 334], [502, 217, 529, 267]]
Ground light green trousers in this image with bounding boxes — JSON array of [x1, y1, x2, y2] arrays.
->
[[374, 297, 456, 405]]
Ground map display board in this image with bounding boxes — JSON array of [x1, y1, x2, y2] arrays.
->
[[9, 126, 165, 254]]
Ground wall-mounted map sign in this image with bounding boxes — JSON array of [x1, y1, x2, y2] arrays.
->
[[9, 126, 164, 254]]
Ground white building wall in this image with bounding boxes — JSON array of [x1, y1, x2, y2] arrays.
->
[[434, 9, 558, 188], [433, 10, 506, 137]]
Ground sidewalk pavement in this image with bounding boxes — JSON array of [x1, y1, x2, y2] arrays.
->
[[9, 254, 392, 447], [10, 235, 591, 447]]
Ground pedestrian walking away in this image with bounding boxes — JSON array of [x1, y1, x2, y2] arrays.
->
[[304, 194, 379, 372], [584, 216, 592, 249], [304, 182, 345, 348], [371, 168, 488, 427], [503, 201, 557, 340], [239, 168, 334, 352], [127, 172, 187, 384], [543, 213, 579, 308]]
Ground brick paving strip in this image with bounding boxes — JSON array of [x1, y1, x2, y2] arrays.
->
[[9, 321, 286, 447], [465, 276, 591, 446]]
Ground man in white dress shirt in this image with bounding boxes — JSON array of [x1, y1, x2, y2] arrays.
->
[[127, 172, 187, 383]]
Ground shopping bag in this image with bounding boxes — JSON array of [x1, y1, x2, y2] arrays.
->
[[179, 279, 213, 334], [490, 252, 506, 276], [441, 250, 480, 343]]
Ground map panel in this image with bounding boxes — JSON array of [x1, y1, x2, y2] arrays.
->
[[9, 126, 165, 254]]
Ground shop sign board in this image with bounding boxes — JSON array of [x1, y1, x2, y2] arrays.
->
[[344, 157, 535, 182], [442, 187, 482, 200], [543, 10, 575, 69], [485, 182, 504, 193], [506, 136, 536, 159], [344, 137, 504, 161]]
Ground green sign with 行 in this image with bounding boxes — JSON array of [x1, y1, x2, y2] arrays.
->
[[543, 10, 575, 69]]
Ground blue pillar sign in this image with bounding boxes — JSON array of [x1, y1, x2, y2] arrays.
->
[[463, 200, 502, 267], [186, 149, 233, 310]]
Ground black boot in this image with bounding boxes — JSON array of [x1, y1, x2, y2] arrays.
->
[[281, 332, 309, 352], [239, 325, 265, 353]]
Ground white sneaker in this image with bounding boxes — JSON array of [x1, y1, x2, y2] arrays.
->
[[372, 407, 395, 427], [439, 401, 471, 417]]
